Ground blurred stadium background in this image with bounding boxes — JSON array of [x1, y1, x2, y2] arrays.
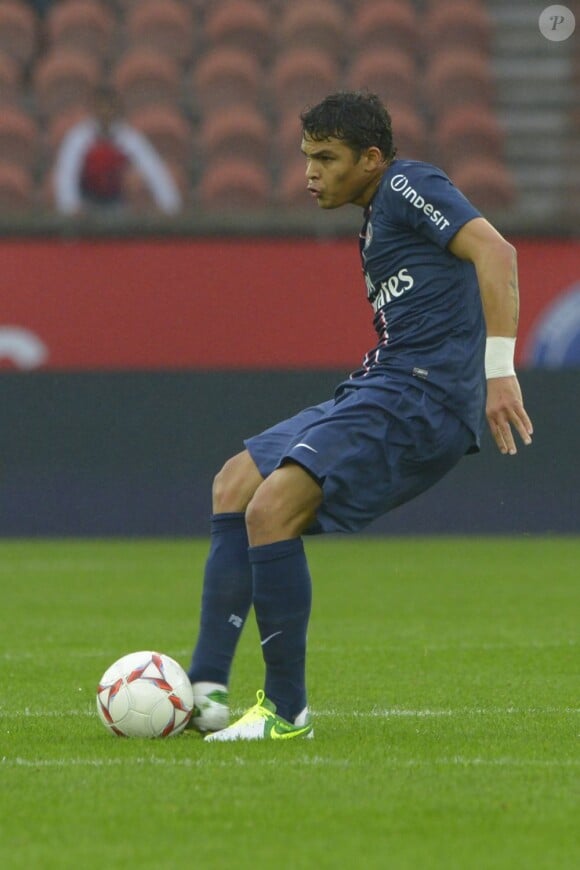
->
[[0, 0, 578, 535]]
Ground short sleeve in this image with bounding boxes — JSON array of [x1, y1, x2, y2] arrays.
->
[[383, 162, 481, 248]]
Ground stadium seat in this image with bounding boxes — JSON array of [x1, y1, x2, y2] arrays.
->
[[0, 0, 38, 69], [0, 106, 39, 170], [192, 48, 262, 114], [278, 1, 346, 60], [129, 105, 193, 169], [33, 49, 101, 118], [347, 49, 417, 108], [112, 49, 181, 114], [424, 51, 494, 115], [450, 158, 515, 210], [352, 1, 418, 57], [389, 105, 426, 161], [423, 1, 492, 54], [45, 1, 115, 61], [204, 0, 272, 62], [199, 107, 270, 164], [434, 106, 504, 171], [277, 159, 310, 208], [198, 158, 270, 209], [422, 0, 486, 5], [0, 161, 34, 211], [125, 0, 195, 66], [271, 49, 340, 114], [0, 52, 21, 105]]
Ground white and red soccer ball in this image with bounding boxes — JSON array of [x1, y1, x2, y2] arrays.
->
[[96, 651, 194, 737]]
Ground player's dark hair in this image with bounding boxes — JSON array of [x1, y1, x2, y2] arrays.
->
[[300, 91, 397, 161]]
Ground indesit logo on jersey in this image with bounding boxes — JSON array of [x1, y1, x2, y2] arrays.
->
[[390, 174, 451, 230], [365, 268, 414, 312]]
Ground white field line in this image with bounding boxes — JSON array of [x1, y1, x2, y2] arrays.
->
[[1, 639, 577, 662], [2, 706, 578, 719], [311, 640, 579, 653], [1, 755, 579, 770]]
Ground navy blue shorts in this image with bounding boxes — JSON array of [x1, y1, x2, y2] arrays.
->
[[244, 383, 474, 534]]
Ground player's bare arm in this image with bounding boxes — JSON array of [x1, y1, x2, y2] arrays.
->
[[449, 217, 534, 456]]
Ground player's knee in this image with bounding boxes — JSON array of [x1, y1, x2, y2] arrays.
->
[[245, 486, 280, 539], [212, 451, 262, 513], [245, 469, 321, 545], [211, 459, 244, 513]]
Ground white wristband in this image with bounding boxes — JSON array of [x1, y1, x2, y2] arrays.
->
[[485, 337, 516, 379]]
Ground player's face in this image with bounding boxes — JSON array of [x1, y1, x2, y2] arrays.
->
[[301, 135, 384, 209]]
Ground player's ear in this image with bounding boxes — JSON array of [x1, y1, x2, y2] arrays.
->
[[364, 146, 385, 172]]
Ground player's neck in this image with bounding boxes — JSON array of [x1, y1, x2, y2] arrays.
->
[[358, 165, 389, 209]]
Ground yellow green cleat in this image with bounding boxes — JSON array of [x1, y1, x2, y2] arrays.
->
[[204, 690, 313, 742]]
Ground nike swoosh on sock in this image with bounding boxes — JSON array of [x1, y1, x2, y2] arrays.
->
[[260, 630, 283, 646]]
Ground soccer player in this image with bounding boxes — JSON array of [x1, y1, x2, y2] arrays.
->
[[187, 92, 533, 741]]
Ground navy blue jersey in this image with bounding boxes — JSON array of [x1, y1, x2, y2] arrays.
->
[[341, 159, 486, 447]]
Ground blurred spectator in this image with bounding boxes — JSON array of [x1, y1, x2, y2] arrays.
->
[[53, 85, 182, 216]]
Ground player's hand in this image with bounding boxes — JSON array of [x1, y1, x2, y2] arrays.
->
[[486, 375, 533, 455]]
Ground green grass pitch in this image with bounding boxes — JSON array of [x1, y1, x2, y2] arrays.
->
[[0, 537, 578, 870]]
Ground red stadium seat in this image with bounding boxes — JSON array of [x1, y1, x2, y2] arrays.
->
[[424, 51, 494, 115], [0, 0, 38, 69], [422, 0, 487, 5], [389, 105, 426, 161], [33, 49, 101, 118], [192, 48, 262, 113], [198, 158, 270, 209], [46, 1, 115, 61], [347, 49, 417, 107], [204, 0, 272, 62], [126, 0, 195, 66], [278, 1, 346, 60], [129, 105, 193, 169], [277, 159, 310, 208], [271, 49, 340, 114], [434, 106, 504, 171], [0, 161, 34, 211], [352, 1, 418, 56], [451, 158, 515, 210], [423, 1, 492, 54], [0, 106, 39, 170], [199, 107, 270, 164], [112, 49, 181, 114]]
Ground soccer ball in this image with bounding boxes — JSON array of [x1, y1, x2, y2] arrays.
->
[[96, 651, 194, 737]]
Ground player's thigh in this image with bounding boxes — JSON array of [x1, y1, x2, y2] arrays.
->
[[212, 449, 264, 513], [245, 461, 323, 545]]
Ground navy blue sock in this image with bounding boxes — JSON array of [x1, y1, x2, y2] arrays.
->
[[188, 513, 252, 685], [249, 538, 312, 723]]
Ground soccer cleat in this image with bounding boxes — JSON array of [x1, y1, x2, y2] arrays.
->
[[204, 690, 313, 742], [188, 681, 229, 733]]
